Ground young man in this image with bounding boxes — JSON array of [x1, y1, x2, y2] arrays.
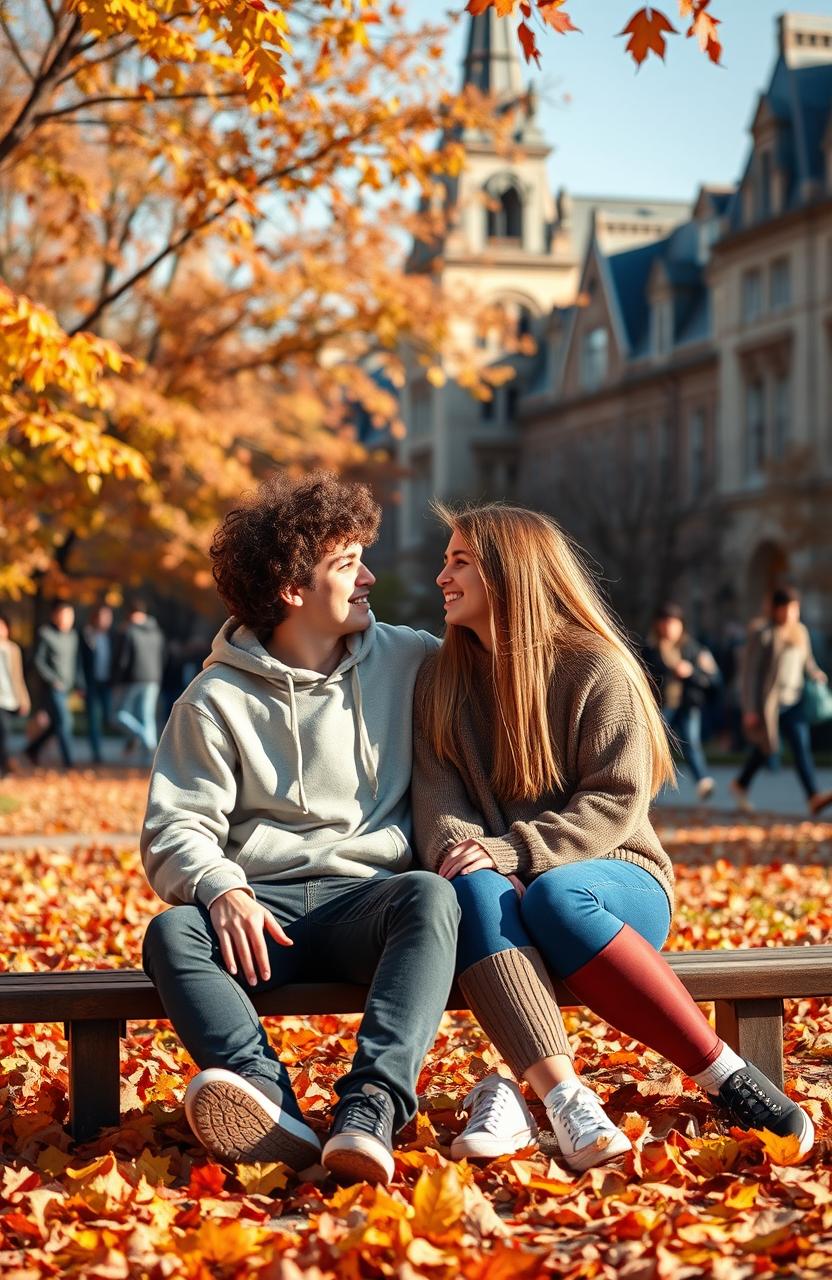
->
[[141, 472, 458, 1185], [114, 599, 165, 765], [26, 600, 78, 768]]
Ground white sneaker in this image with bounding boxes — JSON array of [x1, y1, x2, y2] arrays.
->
[[450, 1073, 538, 1161], [697, 776, 716, 801], [546, 1080, 632, 1171]]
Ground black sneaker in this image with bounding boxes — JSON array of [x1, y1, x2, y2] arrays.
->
[[184, 1067, 321, 1170], [322, 1083, 396, 1184], [713, 1063, 814, 1156]]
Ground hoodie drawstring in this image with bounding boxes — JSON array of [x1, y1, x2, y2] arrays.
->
[[285, 673, 310, 815], [351, 666, 379, 800]]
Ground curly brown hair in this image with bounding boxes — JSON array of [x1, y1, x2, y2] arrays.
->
[[210, 471, 381, 631]]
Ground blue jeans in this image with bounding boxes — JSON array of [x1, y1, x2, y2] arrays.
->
[[664, 705, 709, 784], [142, 871, 460, 1129], [737, 702, 818, 799], [86, 679, 112, 763], [116, 682, 159, 756], [26, 687, 74, 767], [453, 861, 671, 979]]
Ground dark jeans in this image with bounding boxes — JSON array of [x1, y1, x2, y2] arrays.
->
[[737, 702, 818, 799], [453, 862, 671, 977], [26, 688, 74, 767], [0, 707, 16, 774], [142, 871, 460, 1130], [664, 705, 709, 784], [86, 679, 112, 763]]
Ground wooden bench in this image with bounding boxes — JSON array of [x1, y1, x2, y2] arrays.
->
[[1, 944, 829, 1142]]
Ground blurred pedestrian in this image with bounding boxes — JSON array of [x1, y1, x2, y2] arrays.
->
[[25, 600, 78, 768], [80, 603, 114, 765], [643, 602, 720, 801], [0, 612, 31, 776], [732, 586, 832, 816], [114, 598, 165, 764]]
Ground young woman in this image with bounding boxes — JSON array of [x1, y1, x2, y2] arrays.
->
[[412, 503, 813, 1171], [732, 586, 832, 817]]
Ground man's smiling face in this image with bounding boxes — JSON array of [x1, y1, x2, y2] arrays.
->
[[295, 541, 376, 639]]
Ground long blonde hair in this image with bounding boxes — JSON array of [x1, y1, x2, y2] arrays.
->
[[424, 501, 675, 802]]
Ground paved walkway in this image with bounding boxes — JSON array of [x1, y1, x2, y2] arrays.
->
[[656, 762, 832, 817]]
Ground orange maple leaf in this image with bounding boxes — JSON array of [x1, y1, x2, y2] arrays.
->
[[538, 0, 581, 34], [466, 0, 517, 16], [517, 19, 541, 65], [618, 7, 678, 66], [688, 8, 722, 63]]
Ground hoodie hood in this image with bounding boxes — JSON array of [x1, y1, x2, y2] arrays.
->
[[202, 617, 379, 812]]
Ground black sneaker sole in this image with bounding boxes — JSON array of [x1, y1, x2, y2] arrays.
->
[[186, 1077, 321, 1170]]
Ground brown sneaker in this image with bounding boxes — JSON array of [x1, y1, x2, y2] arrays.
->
[[809, 790, 832, 817], [730, 780, 754, 813]]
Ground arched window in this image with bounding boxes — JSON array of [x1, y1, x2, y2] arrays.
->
[[485, 176, 523, 242]]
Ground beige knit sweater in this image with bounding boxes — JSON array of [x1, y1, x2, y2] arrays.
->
[[412, 629, 675, 913]]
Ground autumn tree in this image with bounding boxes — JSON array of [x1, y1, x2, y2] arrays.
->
[[0, 1, 509, 604]]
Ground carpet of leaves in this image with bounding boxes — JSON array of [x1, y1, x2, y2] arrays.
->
[[1, 777, 832, 1278]]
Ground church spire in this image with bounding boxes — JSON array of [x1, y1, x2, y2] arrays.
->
[[462, 10, 524, 98]]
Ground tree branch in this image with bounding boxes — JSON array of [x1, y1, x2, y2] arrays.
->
[[33, 88, 245, 125], [70, 124, 376, 335], [0, 14, 82, 166], [0, 14, 36, 80]]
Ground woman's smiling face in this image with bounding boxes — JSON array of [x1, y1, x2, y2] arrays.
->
[[437, 530, 491, 639]]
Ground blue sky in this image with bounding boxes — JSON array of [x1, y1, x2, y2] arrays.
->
[[406, 1, 832, 200]]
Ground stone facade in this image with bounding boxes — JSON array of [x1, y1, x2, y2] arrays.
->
[[521, 12, 832, 639]]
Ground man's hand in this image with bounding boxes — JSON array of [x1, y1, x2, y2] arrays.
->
[[697, 651, 718, 675], [743, 712, 760, 731], [674, 659, 694, 679], [209, 888, 292, 987], [438, 838, 498, 879]]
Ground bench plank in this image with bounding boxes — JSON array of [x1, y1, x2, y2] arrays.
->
[[2, 944, 828, 1141]]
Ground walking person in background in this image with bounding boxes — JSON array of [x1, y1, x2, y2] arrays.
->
[[114, 598, 165, 765], [0, 612, 31, 776], [732, 586, 832, 817], [24, 601, 78, 769], [642, 602, 720, 801], [81, 604, 114, 765]]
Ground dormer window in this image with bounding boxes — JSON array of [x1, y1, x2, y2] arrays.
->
[[653, 299, 673, 356], [485, 176, 523, 243], [757, 149, 773, 220], [581, 326, 608, 391]]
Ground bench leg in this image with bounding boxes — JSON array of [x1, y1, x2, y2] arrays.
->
[[714, 998, 785, 1090], [65, 1020, 123, 1142]]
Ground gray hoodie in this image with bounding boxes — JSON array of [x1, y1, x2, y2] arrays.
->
[[141, 616, 439, 908]]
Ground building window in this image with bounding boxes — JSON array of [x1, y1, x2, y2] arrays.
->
[[481, 392, 496, 423], [486, 184, 523, 241], [410, 381, 432, 440], [689, 408, 707, 498], [506, 385, 520, 423], [770, 257, 791, 310], [580, 326, 608, 391], [659, 417, 676, 493], [741, 268, 764, 324], [773, 370, 790, 458], [757, 150, 773, 220], [653, 300, 673, 355], [745, 378, 766, 475]]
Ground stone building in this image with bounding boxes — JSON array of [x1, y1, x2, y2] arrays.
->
[[519, 11, 832, 638], [396, 10, 689, 565]]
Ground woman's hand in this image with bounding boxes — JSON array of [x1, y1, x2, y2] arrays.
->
[[209, 887, 292, 987], [438, 838, 497, 879]]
